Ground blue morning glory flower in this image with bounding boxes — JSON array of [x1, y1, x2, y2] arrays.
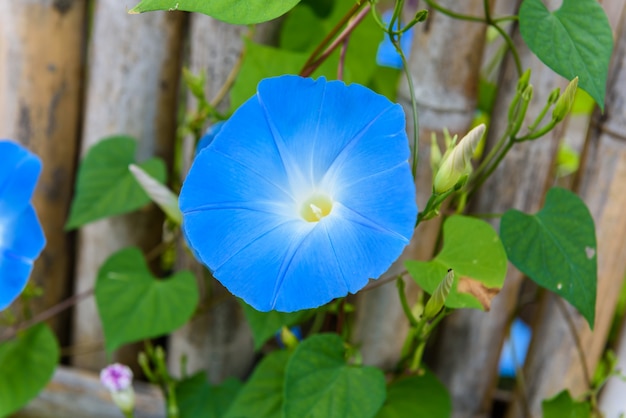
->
[[498, 318, 532, 378], [0, 140, 46, 311], [196, 122, 225, 156], [376, 11, 415, 70], [180, 75, 417, 312]]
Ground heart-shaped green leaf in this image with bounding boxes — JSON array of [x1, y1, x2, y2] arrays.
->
[[225, 350, 290, 418], [177, 373, 242, 418], [406, 215, 508, 310], [542, 390, 590, 418], [500, 187, 597, 328], [283, 334, 386, 418], [95, 247, 199, 353], [0, 324, 59, 417], [240, 301, 314, 351], [519, 0, 613, 110], [129, 0, 301, 25], [66, 136, 166, 230], [376, 372, 451, 418]]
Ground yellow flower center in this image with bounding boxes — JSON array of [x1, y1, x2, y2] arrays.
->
[[300, 194, 333, 222]]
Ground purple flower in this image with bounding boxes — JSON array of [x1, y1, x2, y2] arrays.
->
[[180, 75, 417, 312], [0, 140, 46, 311], [100, 363, 133, 392]]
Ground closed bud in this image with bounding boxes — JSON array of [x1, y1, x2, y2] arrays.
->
[[423, 269, 454, 320], [517, 69, 531, 93], [280, 326, 300, 350], [548, 87, 561, 105], [430, 133, 442, 174], [433, 124, 486, 194], [552, 77, 578, 122]]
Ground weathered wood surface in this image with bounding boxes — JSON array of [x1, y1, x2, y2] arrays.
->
[[14, 366, 165, 418], [71, 4, 183, 370], [352, 0, 488, 369], [0, 0, 85, 341], [428, 1, 574, 416], [598, 316, 626, 416], [508, 4, 626, 415]]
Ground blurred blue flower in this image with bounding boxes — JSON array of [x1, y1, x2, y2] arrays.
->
[[180, 75, 417, 312], [376, 11, 414, 70], [498, 318, 532, 378], [0, 140, 46, 311], [196, 122, 225, 156]]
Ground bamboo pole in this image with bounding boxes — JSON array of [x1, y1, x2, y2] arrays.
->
[[352, 0, 489, 369], [71, 3, 183, 370], [0, 0, 85, 342], [507, 3, 626, 415]]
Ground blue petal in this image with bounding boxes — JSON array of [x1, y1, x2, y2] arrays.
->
[[376, 11, 415, 70], [1, 204, 46, 259], [498, 319, 532, 378], [195, 122, 225, 156], [256, 76, 399, 187], [0, 251, 35, 311], [0, 140, 42, 219]]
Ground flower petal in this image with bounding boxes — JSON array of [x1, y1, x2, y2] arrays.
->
[[0, 204, 46, 259], [0, 251, 34, 310], [0, 140, 42, 219]]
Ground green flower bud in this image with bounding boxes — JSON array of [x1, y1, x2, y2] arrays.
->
[[547, 87, 561, 105], [280, 326, 300, 350], [517, 69, 531, 93], [430, 133, 442, 174], [423, 269, 454, 320], [552, 77, 578, 122], [433, 124, 486, 194]]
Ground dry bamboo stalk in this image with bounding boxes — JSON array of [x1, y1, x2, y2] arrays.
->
[[507, 3, 626, 416], [71, 3, 183, 370], [352, 0, 488, 369], [15, 366, 164, 418], [427, 1, 576, 416], [0, 0, 85, 341]]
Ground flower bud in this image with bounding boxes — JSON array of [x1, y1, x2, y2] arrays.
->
[[433, 124, 486, 194], [552, 77, 578, 122], [517, 69, 531, 93], [279, 326, 300, 350], [430, 133, 442, 174], [423, 269, 454, 320], [100, 363, 135, 415], [547, 87, 561, 105]]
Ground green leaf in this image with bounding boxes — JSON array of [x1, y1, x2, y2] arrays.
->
[[542, 390, 591, 418], [283, 334, 386, 418], [500, 187, 597, 328], [240, 301, 314, 351], [129, 0, 301, 25], [376, 372, 451, 418], [66, 136, 166, 230], [225, 350, 290, 418], [0, 324, 59, 417], [177, 373, 242, 418], [406, 215, 508, 310], [129, 164, 182, 225], [519, 0, 613, 110], [95, 247, 199, 353]]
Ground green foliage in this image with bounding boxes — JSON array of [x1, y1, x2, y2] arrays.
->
[[542, 390, 590, 418], [0, 324, 59, 417], [129, 164, 182, 225], [129, 0, 301, 25], [66, 136, 166, 230], [225, 350, 290, 418], [95, 247, 199, 353], [177, 373, 242, 418], [240, 301, 314, 350], [519, 0, 613, 110], [283, 334, 386, 418], [406, 215, 508, 310], [375, 372, 451, 418], [500, 187, 597, 328]]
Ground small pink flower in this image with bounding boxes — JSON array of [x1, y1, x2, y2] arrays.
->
[[100, 363, 133, 392]]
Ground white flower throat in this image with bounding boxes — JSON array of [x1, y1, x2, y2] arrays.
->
[[299, 194, 333, 222]]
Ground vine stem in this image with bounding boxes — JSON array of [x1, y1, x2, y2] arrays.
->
[[300, 4, 371, 77], [0, 287, 94, 342]]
